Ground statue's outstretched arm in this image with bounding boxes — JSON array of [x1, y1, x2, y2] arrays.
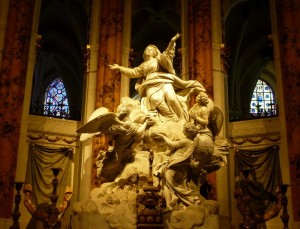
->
[[109, 63, 143, 78]]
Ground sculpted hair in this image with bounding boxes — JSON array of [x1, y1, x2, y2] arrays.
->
[[143, 45, 161, 60]]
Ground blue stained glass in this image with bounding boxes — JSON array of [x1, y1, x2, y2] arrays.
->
[[250, 78, 276, 115], [257, 95, 262, 102], [43, 77, 70, 118]]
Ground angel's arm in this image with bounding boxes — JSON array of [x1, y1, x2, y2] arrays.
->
[[156, 134, 186, 149]]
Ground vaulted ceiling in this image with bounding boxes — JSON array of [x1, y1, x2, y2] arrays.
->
[[223, 0, 275, 118]]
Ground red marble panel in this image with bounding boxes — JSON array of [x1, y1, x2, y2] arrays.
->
[[188, 0, 216, 199], [0, 0, 35, 218], [96, 0, 123, 112], [276, 0, 300, 222], [188, 0, 214, 98], [93, 0, 124, 187]]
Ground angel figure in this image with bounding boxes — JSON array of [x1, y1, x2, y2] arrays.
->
[[77, 97, 155, 182], [188, 91, 229, 181], [153, 122, 201, 212], [109, 33, 205, 121]]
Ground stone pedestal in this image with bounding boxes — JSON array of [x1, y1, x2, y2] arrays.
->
[[71, 213, 230, 229]]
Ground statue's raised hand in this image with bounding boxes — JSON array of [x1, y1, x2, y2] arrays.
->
[[171, 33, 181, 42]]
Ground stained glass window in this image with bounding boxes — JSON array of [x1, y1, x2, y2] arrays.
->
[[250, 78, 276, 116], [43, 77, 70, 118]]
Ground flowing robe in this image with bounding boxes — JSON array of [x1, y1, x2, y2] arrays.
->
[[119, 42, 205, 120]]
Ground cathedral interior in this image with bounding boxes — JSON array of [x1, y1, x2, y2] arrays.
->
[[0, 0, 299, 228]]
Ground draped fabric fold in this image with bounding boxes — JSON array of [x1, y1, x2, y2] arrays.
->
[[25, 143, 73, 207], [234, 145, 282, 214]]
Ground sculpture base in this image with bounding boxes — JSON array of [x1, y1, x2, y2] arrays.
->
[[137, 224, 164, 229], [71, 213, 230, 229]]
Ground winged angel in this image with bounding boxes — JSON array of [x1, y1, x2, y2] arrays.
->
[[77, 97, 155, 183]]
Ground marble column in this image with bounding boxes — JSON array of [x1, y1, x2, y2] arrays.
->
[[120, 0, 132, 98], [187, 0, 217, 199], [79, 0, 125, 197], [180, 0, 190, 81], [274, 0, 300, 223], [95, 0, 124, 111], [211, 0, 230, 218], [77, 0, 102, 201], [0, 0, 35, 218], [188, 0, 214, 97]]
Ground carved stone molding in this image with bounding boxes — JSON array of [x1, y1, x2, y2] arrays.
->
[[27, 133, 78, 145], [230, 135, 281, 146]]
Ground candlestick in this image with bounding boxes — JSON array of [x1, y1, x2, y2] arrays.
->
[[10, 182, 24, 229]]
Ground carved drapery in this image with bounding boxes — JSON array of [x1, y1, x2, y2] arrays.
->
[[25, 144, 72, 207], [188, 0, 213, 97], [275, 0, 300, 221], [27, 133, 78, 145], [234, 146, 282, 219], [0, 0, 35, 218], [95, 0, 124, 111]]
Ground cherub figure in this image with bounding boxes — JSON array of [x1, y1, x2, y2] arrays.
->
[[188, 91, 229, 182], [153, 122, 201, 211], [189, 91, 211, 131]]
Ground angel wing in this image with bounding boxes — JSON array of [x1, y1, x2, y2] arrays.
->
[[208, 105, 224, 137], [77, 107, 118, 141]]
